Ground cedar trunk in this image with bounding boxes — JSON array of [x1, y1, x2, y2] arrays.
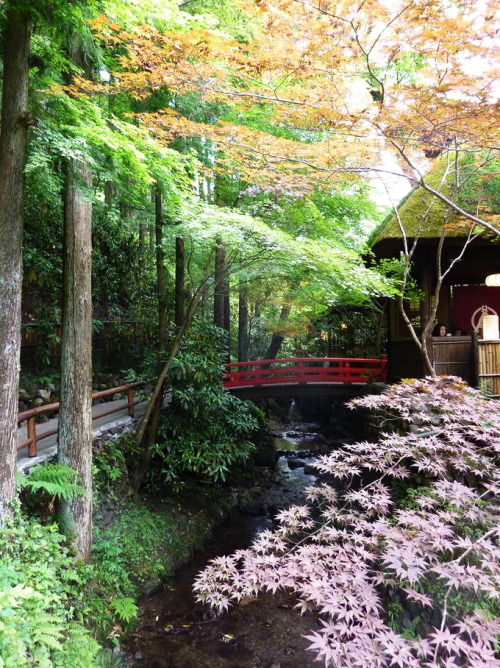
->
[[266, 303, 292, 360], [238, 282, 249, 362], [214, 245, 226, 329], [223, 273, 230, 362], [139, 223, 147, 266], [0, 9, 31, 518], [132, 188, 170, 489], [155, 186, 168, 349], [58, 159, 93, 562], [175, 236, 185, 328]]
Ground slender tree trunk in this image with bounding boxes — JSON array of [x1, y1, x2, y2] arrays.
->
[[58, 159, 93, 561], [149, 222, 155, 253], [214, 244, 230, 360], [104, 179, 114, 207], [214, 244, 226, 329], [223, 272, 230, 362], [200, 282, 210, 318], [139, 224, 147, 266], [0, 8, 31, 518], [175, 236, 185, 328], [266, 302, 292, 360], [155, 185, 168, 350], [132, 187, 171, 491], [238, 282, 249, 362]]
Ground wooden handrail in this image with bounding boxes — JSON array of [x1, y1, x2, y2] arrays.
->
[[17, 381, 145, 456]]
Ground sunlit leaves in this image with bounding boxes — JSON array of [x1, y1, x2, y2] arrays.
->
[[81, 0, 500, 202]]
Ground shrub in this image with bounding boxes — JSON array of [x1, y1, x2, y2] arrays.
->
[[194, 377, 500, 668], [151, 324, 258, 490], [0, 511, 101, 667]]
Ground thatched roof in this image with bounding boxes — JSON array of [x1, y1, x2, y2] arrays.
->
[[370, 153, 500, 250]]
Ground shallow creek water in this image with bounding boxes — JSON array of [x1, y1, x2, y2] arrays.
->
[[126, 424, 327, 667]]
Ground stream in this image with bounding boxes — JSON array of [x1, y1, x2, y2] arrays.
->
[[126, 422, 330, 667]]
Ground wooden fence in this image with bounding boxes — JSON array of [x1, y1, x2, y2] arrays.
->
[[432, 336, 474, 384], [477, 340, 500, 398]]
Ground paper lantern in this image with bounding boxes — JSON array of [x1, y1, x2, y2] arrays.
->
[[485, 274, 500, 287], [482, 314, 500, 340]]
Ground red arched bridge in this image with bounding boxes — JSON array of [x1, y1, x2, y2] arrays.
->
[[223, 356, 388, 399]]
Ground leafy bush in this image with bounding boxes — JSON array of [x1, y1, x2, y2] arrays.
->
[[194, 377, 500, 667], [92, 437, 136, 499], [0, 512, 101, 667], [152, 324, 258, 489]]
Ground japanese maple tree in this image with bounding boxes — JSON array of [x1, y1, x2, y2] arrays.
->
[[194, 376, 500, 667]]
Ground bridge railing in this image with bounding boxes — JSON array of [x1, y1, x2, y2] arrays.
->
[[223, 356, 388, 388]]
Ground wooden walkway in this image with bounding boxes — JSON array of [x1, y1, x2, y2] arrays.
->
[[17, 397, 148, 473]]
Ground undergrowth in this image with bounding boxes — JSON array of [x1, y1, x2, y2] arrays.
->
[[1, 435, 233, 668], [0, 506, 102, 667]]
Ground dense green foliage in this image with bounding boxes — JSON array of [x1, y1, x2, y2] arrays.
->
[[13, 0, 395, 371], [2, 454, 232, 666], [151, 324, 258, 489], [0, 511, 101, 667]]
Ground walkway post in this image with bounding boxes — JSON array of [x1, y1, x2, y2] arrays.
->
[[27, 417, 37, 457], [127, 387, 135, 417]]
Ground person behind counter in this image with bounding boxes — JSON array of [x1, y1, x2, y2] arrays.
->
[[432, 323, 448, 337]]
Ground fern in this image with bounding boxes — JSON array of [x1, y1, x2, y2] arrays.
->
[[0, 585, 64, 664], [20, 464, 86, 500], [109, 597, 137, 623], [52, 623, 101, 668], [0, 514, 102, 667]]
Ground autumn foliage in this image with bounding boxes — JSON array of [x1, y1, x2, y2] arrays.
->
[[194, 377, 500, 667], [81, 0, 500, 233]]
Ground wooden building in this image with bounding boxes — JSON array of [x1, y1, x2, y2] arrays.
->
[[371, 156, 500, 392]]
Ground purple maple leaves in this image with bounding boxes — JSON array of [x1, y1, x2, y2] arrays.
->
[[194, 377, 500, 667]]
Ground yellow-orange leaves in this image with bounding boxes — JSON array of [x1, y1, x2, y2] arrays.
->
[[78, 1, 499, 196]]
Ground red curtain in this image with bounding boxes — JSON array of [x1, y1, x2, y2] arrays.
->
[[452, 286, 500, 333]]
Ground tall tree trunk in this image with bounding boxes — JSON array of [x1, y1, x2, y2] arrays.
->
[[132, 186, 170, 491], [223, 273, 230, 362], [104, 179, 114, 207], [139, 223, 147, 266], [155, 185, 168, 350], [214, 244, 226, 329], [175, 236, 185, 328], [214, 244, 230, 360], [132, 254, 214, 491], [266, 302, 292, 360], [238, 282, 249, 362], [0, 7, 31, 518], [58, 159, 93, 562], [137, 223, 148, 345], [58, 29, 95, 561], [149, 223, 155, 253]]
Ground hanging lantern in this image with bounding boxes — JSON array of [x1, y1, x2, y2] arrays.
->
[[482, 314, 500, 340], [471, 305, 500, 337], [485, 273, 500, 287]]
